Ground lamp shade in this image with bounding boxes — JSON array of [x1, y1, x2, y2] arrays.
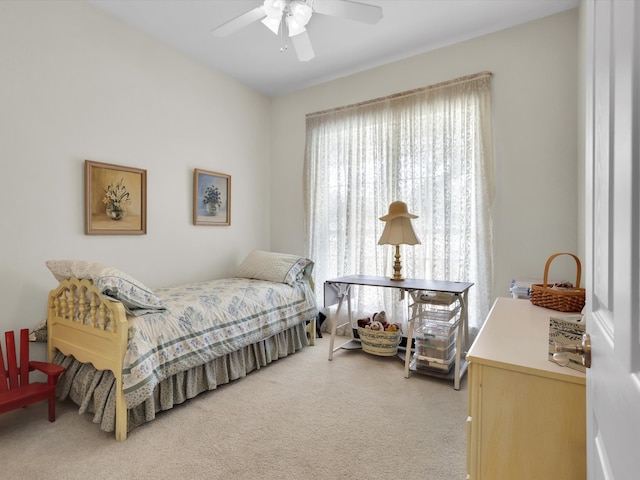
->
[[378, 216, 421, 246]]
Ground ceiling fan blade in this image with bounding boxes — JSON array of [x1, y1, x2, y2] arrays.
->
[[313, 0, 383, 24], [211, 6, 266, 37], [291, 31, 315, 62]]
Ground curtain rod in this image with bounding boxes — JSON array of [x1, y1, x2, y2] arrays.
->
[[306, 71, 492, 119]]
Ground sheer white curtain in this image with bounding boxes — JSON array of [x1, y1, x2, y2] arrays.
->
[[304, 72, 494, 334]]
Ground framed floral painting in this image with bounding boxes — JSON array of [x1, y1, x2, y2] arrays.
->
[[193, 169, 231, 226], [84, 160, 147, 235]]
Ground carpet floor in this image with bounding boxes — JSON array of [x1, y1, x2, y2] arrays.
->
[[0, 334, 468, 479]]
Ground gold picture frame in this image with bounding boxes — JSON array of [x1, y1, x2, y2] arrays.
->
[[193, 169, 231, 226], [85, 160, 147, 235]]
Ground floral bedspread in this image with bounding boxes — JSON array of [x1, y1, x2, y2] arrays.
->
[[122, 277, 317, 408]]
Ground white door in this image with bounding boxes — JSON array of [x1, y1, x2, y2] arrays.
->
[[585, 0, 640, 478]]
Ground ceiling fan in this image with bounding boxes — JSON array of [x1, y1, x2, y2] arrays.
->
[[211, 0, 383, 62]]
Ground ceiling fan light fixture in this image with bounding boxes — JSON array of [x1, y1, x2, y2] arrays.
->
[[286, 1, 312, 37], [290, 2, 313, 26], [211, 0, 383, 63], [261, 16, 282, 34], [263, 0, 286, 19], [262, 0, 286, 33], [286, 15, 306, 37]]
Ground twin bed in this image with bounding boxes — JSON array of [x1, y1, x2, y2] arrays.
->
[[45, 251, 318, 441]]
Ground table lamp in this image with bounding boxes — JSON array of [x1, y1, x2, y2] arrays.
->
[[378, 201, 421, 281]]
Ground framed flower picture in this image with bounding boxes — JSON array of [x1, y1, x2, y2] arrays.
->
[[193, 169, 231, 226], [85, 160, 147, 235]]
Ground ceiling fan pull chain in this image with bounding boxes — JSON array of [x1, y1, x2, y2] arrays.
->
[[279, 20, 289, 53]]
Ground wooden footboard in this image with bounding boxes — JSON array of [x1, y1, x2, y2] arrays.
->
[[47, 277, 129, 441]]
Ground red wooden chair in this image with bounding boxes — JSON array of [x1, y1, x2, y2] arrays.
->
[[0, 328, 65, 422]]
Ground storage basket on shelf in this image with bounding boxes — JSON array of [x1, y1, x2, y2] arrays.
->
[[530, 253, 586, 313], [357, 327, 402, 356]]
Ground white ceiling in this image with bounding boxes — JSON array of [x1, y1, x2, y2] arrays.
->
[[88, 0, 579, 97]]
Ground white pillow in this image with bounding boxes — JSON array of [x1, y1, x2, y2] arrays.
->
[[234, 250, 313, 286], [45, 260, 165, 313]]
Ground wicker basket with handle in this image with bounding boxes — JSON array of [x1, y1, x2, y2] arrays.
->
[[530, 253, 586, 312]]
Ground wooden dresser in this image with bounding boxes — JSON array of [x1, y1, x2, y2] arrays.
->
[[466, 297, 586, 480]]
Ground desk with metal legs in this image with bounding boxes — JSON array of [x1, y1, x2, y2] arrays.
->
[[324, 275, 474, 390]]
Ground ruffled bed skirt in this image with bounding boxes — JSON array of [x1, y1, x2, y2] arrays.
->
[[54, 322, 309, 433]]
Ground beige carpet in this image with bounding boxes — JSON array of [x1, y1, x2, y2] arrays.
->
[[0, 335, 468, 479]]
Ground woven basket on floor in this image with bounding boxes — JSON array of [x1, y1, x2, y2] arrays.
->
[[530, 253, 586, 312], [357, 327, 402, 356]]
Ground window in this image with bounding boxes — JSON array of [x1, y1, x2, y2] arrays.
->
[[304, 72, 494, 334]]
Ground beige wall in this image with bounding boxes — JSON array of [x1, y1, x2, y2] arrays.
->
[[269, 9, 580, 304], [0, 2, 580, 344], [0, 1, 271, 339]]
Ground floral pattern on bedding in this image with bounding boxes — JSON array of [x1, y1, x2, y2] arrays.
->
[[122, 277, 317, 408]]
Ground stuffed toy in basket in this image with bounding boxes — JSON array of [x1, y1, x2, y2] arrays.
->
[[356, 311, 403, 356]]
